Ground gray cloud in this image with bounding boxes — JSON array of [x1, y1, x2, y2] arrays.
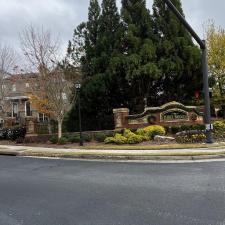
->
[[0, 0, 224, 58]]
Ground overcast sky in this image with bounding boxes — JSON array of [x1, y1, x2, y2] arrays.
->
[[0, 0, 225, 58]]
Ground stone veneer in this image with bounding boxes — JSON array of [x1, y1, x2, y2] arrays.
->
[[113, 101, 204, 129]]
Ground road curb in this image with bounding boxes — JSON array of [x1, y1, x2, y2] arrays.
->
[[17, 151, 225, 161], [0, 150, 20, 156]]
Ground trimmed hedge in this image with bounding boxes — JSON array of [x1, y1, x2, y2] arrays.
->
[[49, 136, 58, 144], [176, 131, 206, 143], [213, 121, 225, 140], [0, 127, 26, 141], [58, 137, 68, 145], [104, 129, 150, 145], [83, 134, 92, 142], [136, 125, 166, 139], [67, 135, 80, 143], [94, 132, 107, 142], [105, 133, 127, 145], [165, 124, 205, 134]]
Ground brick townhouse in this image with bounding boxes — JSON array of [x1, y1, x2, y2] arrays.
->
[[1, 73, 49, 131]]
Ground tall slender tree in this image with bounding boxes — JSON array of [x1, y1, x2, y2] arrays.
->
[[121, 0, 160, 109], [83, 0, 101, 77]]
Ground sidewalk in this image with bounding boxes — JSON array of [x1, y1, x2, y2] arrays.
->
[[0, 144, 225, 161]]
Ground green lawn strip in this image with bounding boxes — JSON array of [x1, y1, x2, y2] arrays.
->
[[20, 150, 225, 158], [78, 143, 225, 150]]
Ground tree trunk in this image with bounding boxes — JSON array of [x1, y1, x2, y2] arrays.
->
[[58, 119, 62, 139], [47, 119, 52, 134]]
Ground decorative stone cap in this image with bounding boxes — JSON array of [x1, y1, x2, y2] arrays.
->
[[113, 108, 129, 114]]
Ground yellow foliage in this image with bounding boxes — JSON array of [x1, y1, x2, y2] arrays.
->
[[29, 94, 53, 116], [137, 125, 166, 139], [205, 21, 225, 102]]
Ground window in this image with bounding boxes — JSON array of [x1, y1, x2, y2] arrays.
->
[[38, 113, 49, 123], [0, 119, 3, 129], [25, 101, 31, 117], [12, 84, 16, 92], [12, 102, 18, 118]]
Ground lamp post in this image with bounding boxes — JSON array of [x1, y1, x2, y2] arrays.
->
[[75, 81, 83, 146], [163, 0, 213, 143]]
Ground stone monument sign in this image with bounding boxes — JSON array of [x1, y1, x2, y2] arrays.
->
[[113, 101, 203, 129]]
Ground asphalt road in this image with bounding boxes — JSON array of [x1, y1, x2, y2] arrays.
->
[[0, 156, 225, 225]]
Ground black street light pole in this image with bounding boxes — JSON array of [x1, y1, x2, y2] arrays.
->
[[163, 0, 213, 143], [75, 82, 83, 146]]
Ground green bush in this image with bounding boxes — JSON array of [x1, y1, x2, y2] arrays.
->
[[83, 133, 92, 142], [136, 125, 166, 139], [124, 129, 148, 144], [104, 137, 115, 144], [176, 131, 206, 143], [58, 137, 68, 145], [62, 134, 70, 139], [0, 126, 27, 141], [213, 121, 225, 140], [104, 133, 127, 145], [0, 128, 9, 140], [49, 136, 58, 144], [169, 124, 205, 134], [170, 126, 181, 134], [94, 132, 107, 142], [104, 129, 150, 145], [213, 121, 225, 133], [68, 135, 80, 143]]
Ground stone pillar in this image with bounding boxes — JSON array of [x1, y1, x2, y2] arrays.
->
[[25, 118, 37, 134], [113, 108, 129, 129]]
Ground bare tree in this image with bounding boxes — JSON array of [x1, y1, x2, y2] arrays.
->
[[20, 25, 76, 138], [0, 44, 17, 124]]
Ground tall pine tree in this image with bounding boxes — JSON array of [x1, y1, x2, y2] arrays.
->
[[66, 0, 127, 131], [152, 0, 202, 104], [121, 0, 161, 110], [84, 0, 101, 77]]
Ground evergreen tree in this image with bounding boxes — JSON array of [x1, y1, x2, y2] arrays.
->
[[152, 0, 202, 104], [121, 0, 161, 109], [65, 0, 127, 131], [84, 0, 101, 77]]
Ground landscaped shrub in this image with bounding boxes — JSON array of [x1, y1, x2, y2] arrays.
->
[[83, 133, 92, 142], [94, 132, 107, 142], [176, 131, 206, 143], [49, 136, 58, 144], [58, 137, 68, 145], [104, 133, 127, 145], [0, 126, 27, 141], [124, 129, 148, 144], [0, 128, 9, 140], [136, 125, 166, 139], [68, 135, 80, 143], [104, 136, 115, 144], [213, 121, 225, 133], [168, 124, 205, 134], [104, 129, 149, 145], [62, 134, 70, 139], [170, 126, 181, 134], [213, 121, 225, 140]]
